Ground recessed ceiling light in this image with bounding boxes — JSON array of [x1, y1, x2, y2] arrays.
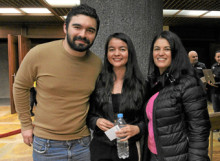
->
[[20, 8, 51, 14], [0, 8, 20, 14], [45, 0, 80, 7], [163, 9, 179, 16], [203, 11, 220, 18], [177, 10, 208, 17]]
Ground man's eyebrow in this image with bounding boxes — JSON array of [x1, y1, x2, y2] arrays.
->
[[72, 23, 81, 26], [88, 27, 96, 31], [72, 23, 96, 30], [71, 23, 96, 31]]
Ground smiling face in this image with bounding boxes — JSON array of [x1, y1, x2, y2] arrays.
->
[[107, 38, 128, 70], [153, 38, 172, 75], [64, 14, 97, 52]]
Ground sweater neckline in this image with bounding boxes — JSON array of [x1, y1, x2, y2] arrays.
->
[[60, 40, 90, 61]]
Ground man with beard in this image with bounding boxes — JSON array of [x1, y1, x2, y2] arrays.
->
[[13, 4, 102, 161], [188, 50, 206, 78]]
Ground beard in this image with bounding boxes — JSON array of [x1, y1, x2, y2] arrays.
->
[[193, 60, 198, 64], [67, 33, 94, 52]]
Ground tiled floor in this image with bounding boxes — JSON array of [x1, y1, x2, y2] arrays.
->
[[0, 103, 220, 161], [0, 106, 33, 161]]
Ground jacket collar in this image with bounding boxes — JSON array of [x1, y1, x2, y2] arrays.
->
[[149, 71, 176, 93]]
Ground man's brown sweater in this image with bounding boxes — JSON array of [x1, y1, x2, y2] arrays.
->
[[13, 40, 102, 140]]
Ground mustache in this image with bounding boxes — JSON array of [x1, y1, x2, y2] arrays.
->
[[73, 36, 90, 44]]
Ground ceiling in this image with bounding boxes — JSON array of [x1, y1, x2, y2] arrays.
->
[[164, 0, 220, 27], [0, 0, 71, 24], [0, 0, 220, 27]]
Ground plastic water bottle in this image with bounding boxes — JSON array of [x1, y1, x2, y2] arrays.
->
[[116, 113, 129, 159]]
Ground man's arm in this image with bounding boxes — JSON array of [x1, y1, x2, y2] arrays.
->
[[13, 48, 37, 145]]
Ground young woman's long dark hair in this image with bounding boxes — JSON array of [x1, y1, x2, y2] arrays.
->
[[148, 31, 199, 85], [94, 33, 146, 118]]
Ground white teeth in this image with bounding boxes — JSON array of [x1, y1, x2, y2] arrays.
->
[[158, 58, 165, 60], [113, 58, 121, 61]]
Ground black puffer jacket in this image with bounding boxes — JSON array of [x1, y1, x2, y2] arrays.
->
[[143, 74, 210, 161]]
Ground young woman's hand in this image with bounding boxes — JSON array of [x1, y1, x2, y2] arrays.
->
[[115, 124, 140, 141], [96, 118, 114, 132]]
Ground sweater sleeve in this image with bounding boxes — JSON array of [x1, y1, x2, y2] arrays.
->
[[13, 47, 37, 130], [86, 91, 100, 130], [182, 77, 211, 161]]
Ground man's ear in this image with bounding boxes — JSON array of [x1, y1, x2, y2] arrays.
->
[[63, 23, 67, 34]]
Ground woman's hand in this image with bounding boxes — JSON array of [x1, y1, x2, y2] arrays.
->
[[115, 124, 140, 141], [96, 118, 114, 132]]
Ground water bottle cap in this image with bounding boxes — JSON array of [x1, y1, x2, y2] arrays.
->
[[117, 113, 123, 118]]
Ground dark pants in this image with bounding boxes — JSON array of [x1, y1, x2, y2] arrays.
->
[[90, 138, 138, 161], [211, 93, 220, 112], [30, 87, 37, 107]]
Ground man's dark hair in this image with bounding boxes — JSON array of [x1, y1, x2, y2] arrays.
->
[[65, 4, 100, 34], [215, 50, 220, 55]]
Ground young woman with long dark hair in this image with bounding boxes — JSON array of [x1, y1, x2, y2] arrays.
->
[[87, 32, 146, 161]]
